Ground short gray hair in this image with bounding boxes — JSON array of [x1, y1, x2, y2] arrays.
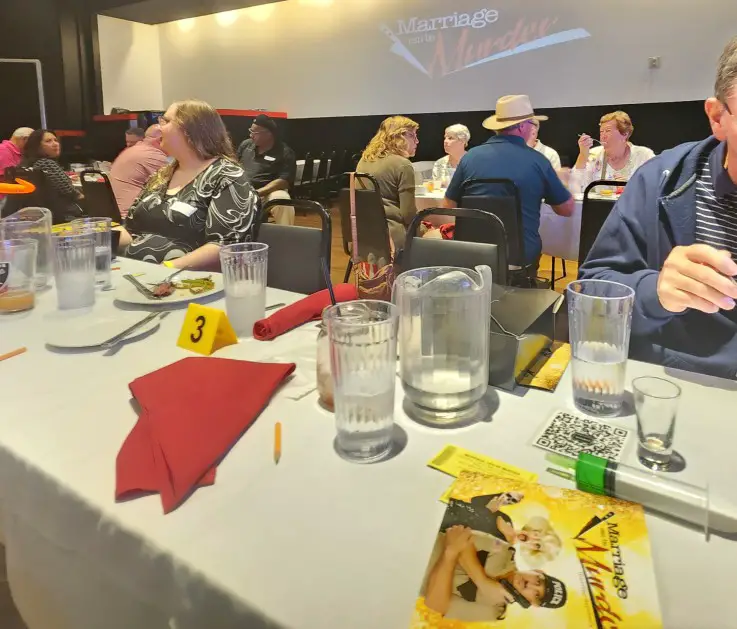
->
[[12, 127, 33, 139], [715, 36, 737, 103], [445, 124, 471, 145]]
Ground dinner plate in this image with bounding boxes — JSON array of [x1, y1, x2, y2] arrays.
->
[[44, 310, 162, 348], [114, 269, 223, 305]]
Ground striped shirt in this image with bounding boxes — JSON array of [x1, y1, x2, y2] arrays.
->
[[694, 145, 737, 256]]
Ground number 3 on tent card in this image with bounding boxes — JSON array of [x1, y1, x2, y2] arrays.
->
[[176, 303, 238, 356]]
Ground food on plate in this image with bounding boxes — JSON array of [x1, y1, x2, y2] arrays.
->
[[173, 276, 215, 295]]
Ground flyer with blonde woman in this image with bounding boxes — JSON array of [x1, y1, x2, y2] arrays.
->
[[410, 472, 662, 628]]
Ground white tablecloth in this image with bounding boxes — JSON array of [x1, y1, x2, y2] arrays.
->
[[415, 190, 584, 261], [2, 258, 737, 629]]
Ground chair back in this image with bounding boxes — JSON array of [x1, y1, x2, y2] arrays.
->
[[458, 178, 525, 267], [300, 155, 315, 184], [337, 172, 392, 263], [80, 169, 122, 223], [403, 207, 507, 285], [1, 168, 57, 221], [257, 198, 331, 294], [579, 180, 622, 263]]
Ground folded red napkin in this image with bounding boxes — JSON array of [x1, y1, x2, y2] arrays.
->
[[116, 357, 295, 513], [253, 283, 358, 341]]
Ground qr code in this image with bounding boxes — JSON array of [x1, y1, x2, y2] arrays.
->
[[532, 410, 631, 462]]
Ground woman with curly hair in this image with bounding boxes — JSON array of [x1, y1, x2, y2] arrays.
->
[[116, 99, 259, 270], [356, 115, 420, 248]]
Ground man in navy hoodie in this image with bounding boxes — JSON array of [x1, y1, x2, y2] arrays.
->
[[579, 36, 737, 379]]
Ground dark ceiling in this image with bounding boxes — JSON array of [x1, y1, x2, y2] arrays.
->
[[92, 0, 284, 25]]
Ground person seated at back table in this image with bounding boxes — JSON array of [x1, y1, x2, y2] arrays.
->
[[441, 95, 574, 283], [21, 129, 84, 223], [236, 114, 296, 225], [433, 124, 470, 181], [570, 110, 655, 194], [125, 127, 145, 149], [527, 119, 561, 170], [0, 127, 33, 204], [578, 36, 737, 379], [356, 115, 420, 250], [110, 124, 169, 219], [116, 100, 259, 270]]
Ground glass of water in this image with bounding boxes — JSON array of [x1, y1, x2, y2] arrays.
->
[[324, 300, 399, 463], [633, 376, 681, 470], [52, 231, 96, 310], [219, 242, 268, 337], [567, 280, 635, 417], [71, 217, 112, 289]]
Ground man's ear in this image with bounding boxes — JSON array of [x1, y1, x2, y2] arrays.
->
[[705, 97, 729, 141]]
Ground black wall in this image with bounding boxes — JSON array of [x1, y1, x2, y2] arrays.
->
[[285, 100, 713, 167]]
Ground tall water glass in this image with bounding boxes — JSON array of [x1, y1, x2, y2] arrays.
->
[[71, 217, 112, 289], [0, 207, 53, 289], [567, 280, 635, 417], [219, 242, 268, 337], [0, 239, 37, 313], [52, 231, 96, 310], [324, 300, 399, 463], [633, 377, 681, 470]]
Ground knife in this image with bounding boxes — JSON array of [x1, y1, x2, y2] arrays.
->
[[101, 311, 168, 349], [123, 274, 161, 300]]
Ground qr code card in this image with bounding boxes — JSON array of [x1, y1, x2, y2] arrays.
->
[[532, 410, 631, 461]]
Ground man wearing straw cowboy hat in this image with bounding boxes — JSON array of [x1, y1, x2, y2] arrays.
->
[[444, 95, 575, 283]]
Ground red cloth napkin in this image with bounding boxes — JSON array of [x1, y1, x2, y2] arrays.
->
[[116, 357, 295, 513], [253, 284, 358, 341]]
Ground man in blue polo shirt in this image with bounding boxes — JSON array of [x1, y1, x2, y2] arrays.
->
[[445, 95, 574, 282]]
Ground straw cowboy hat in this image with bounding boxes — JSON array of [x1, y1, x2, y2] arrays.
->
[[483, 95, 548, 131]]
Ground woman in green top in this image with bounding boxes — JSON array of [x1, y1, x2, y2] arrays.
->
[[356, 115, 420, 249]]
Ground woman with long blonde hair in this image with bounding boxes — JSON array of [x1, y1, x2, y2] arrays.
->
[[356, 115, 420, 248], [117, 99, 259, 269]]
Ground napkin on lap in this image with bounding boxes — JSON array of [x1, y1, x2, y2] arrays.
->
[[253, 284, 358, 341], [116, 357, 295, 513]]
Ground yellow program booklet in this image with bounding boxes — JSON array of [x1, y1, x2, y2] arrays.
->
[[410, 472, 662, 629]]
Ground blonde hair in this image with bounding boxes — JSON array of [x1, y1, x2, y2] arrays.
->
[[600, 110, 634, 139], [148, 99, 236, 191], [518, 517, 562, 568], [361, 115, 419, 162]]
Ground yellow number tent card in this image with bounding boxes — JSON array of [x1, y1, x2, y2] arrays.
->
[[177, 303, 238, 356]]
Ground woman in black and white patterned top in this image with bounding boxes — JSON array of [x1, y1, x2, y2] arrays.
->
[[117, 100, 259, 270], [21, 129, 84, 222]]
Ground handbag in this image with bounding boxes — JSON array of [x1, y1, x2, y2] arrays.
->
[[349, 172, 395, 301]]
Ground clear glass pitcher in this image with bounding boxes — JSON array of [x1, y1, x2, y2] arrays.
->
[[393, 265, 492, 424], [0, 207, 53, 290]]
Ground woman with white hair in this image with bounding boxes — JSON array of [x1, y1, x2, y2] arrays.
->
[[433, 124, 470, 180]]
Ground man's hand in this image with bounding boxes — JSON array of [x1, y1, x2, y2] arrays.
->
[[443, 525, 473, 560], [657, 245, 737, 314]]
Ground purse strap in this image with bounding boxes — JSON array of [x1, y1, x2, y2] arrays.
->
[[349, 172, 360, 264]]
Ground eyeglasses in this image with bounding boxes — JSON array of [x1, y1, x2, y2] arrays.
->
[[249, 127, 266, 135], [404, 130, 418, 141], [723, 100, 735, 117]]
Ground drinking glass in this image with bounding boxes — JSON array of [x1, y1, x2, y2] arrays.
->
[[567, 280, 635, 417], [0, 207, 53, 289], [324, 300, 399, 463], [633, 376, 681, 470], [71, 217, 112, 289], [0, 239, 37, 313], [219, 242, 268, 337], [52, 231, 96, 310]]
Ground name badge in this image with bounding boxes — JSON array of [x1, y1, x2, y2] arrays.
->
[[171, 201, 197, 217], [263, 155, 276, 162]]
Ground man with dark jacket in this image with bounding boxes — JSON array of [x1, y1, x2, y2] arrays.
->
[[579, 36, 737, 379]]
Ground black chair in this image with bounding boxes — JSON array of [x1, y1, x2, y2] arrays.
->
[[578, 179, 624, 264], [80, 169, 122, 223], [0, 167, 72, 223], [337, 172, 392, 283], [401, 207, 508, 285], [311, 152, 330, 202], [293, 153, 314, 199], [257, 198, 331, 295]]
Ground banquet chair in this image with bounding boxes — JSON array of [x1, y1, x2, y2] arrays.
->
[[311, 152, 329, 202], [578, 180, 624, 264], [80, 169, 122, 223], [0, 167, 62, 222], [337, 172, 392, 283], [401, 207, 507, 285], [257, 198, 331, 294], [457, 178, 534, 287], [293, 152, 314, 199]]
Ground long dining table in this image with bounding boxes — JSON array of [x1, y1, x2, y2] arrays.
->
[[1, 258, 736, 629]]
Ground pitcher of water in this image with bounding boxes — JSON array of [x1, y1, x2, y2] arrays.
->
[[393, 265, 492, 425], [0, 207, 53, 289]]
